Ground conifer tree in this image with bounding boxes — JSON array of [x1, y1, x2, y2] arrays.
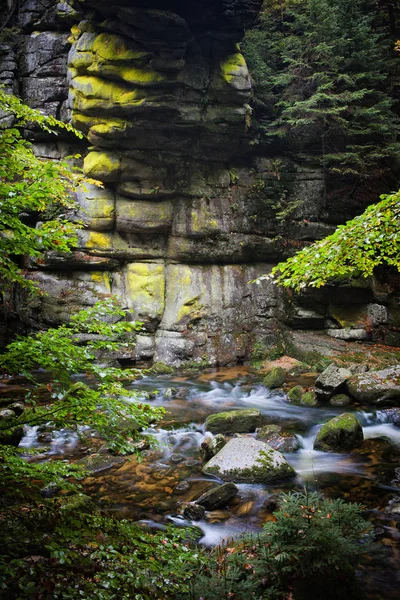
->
[[244, 0, 400, 180]]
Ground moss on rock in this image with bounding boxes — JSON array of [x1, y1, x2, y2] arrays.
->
[[203, 437, 296, 483], [205, 409, 261, 434], [301, 391, 318, 406], [83, 150, 120, 181], [314, 413, 363, 452], [263, 367, 286, 389], [330, 394, 352, 407], [287, 385, 304, 403]]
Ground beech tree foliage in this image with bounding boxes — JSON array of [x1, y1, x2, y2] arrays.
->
[[0, 88, 86, 292], [254, 189, 400, 290]]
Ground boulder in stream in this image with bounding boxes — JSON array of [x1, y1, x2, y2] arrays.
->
[[195, 482, 238, 510], [329, 393, 352, 407], [263, 367, 286, 389], [300, 391, 318, 406], [201, 433, 226, 461], [287, 385, 304, 403], [315, 363, 352, 401], [77, 453, 125, 474], [205, 409, 261, 434], [202, 437, 296, 483], [0, 409, 23, 446], [346, 366, 400, 406], [314, 413, 363, 452], [256, 424, 300, 453], [182, 502, 206, 521]]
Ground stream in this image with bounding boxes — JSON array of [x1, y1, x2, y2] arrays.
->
[[18, 367, 400, 599]]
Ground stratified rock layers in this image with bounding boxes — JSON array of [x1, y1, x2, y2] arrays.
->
[[14, 0, 357, 363], [21, 0, 289, 366]]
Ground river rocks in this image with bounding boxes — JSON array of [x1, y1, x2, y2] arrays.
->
[[202, 437, 296, 483], [77, 453, 125, 474], [346, 366, 400, 406], [195, 482, 238, 510], [315, 363, 352, 401], [59, 493, 93, 514], [7, 402, 25, 416], [263, 367, 286, 389], [205, 409, 261, 434], [330, 393, 352, 407], [300, 391, 318, 406], [287, 385, 304, 403], [0, 409, 23, 446], [314, 413, 363, 452], [174, 481, 190, 494], [378, 408, 400, 427], [256, 424, 300, 453], [182, 502, 206, 521], [201, 433, 227, 461]]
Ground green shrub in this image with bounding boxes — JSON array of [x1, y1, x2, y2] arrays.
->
[[189, 490, 375, 600]]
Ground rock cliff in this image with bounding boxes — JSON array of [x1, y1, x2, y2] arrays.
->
[[2, 0, 399, 364]]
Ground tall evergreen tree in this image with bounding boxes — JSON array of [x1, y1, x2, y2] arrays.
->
[[244, 0, 400, 181]]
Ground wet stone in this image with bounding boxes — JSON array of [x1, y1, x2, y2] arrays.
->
[[7, 402, 25, 416], [301, 391, 318, 406], [202, 437, 296, 483], [263, 367, 286, 389], [330, 393, 352, 407], [201, 433, 227, 461], [256, 424, 300, 453], [77, 453, 125, 474], [205, 409, 261, 434], [170, 452, 185, 463], [287, 385, 304, 403], [195, 482, 238, 510], [184, 458, 200, 467], [347, 366, 400, 406], [315, 363, 352, 401], [182, 502, 206, 521], [379, 408, 400, 427], [175, 481, 190, 494], [314, 413, 363, 452], [175, 387, 190, 399], [263, 494, 279, 512]]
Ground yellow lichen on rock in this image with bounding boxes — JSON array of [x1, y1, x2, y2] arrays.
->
[[92, 33, 152, 64], [86, 231, 112, 250], [124, 263, 166, 321], [91, 271, 112, 293], [71, 76, 148, 111], [84, 151, 121, 182], [220, 52, 247, 84]]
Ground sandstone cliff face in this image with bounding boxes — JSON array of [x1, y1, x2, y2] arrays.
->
[[4, 0, 399, 363]]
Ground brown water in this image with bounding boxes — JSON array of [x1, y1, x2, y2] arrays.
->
[[19, 368, 400, 599]]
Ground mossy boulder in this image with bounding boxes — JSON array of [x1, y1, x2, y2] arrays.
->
[[346, 366, 400, 406], [202, 438, 296, 483], [263, 367, 286, 389], [0, 410, 23, 446], [330, 394, 352, 407], [300, 391, 318, 406], [201, 433, 227, 461], [315, 363, 352, 401], [151, 362, 174, 375], [60, 493, 93, 514], [314, 413, 363, 452], [195, 482, 238, 510], [77, 453, 125, 475], [287, 385, 304, 403], [204, 409, 261, 434], [256, 424, 300, 453]]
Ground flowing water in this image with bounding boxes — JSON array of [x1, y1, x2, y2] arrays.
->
[[19, 368, 400, 598]]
